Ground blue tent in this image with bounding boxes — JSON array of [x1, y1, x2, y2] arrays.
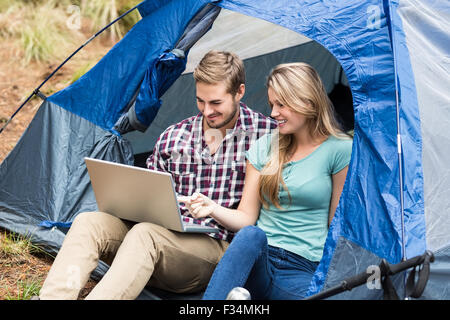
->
[[0, 0, 449, 299]]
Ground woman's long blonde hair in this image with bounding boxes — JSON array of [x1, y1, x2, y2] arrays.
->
[[259, 62, 349, 209]]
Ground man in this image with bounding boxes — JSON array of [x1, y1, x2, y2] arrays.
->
[[38, 50, 276, 300]]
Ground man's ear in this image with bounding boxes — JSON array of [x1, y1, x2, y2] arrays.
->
[[236, 84, 245, 100]]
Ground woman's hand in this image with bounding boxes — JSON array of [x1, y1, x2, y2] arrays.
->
[[177, 162, 261, 232], [177, 192, 219, 219]]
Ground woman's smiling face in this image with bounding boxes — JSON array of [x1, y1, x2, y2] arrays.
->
[[268, 87, 308, 135]]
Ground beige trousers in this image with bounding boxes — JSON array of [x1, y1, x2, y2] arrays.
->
[[39, 211, 229, 300]]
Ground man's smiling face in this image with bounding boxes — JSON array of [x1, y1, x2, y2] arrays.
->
[[196, 81, 244, 131]]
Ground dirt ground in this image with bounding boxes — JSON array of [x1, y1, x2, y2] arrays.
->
[[0, 21, 114, 300], [0, 227, 98, 300], [0, 32, 111, 163]]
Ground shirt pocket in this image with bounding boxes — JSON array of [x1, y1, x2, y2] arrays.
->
[[167, 161, 196, 195], [226, 160, 246, 200]]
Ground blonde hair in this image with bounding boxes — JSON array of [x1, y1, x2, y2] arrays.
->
[[193, 50, 245, 95], [259, 62, 349, 209]]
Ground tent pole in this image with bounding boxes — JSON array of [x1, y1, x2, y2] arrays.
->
[[388, 0, 407, 298], [0, 4, 141, 135]]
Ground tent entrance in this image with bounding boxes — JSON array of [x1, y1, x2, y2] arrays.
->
[[126, 7, 354, 167]]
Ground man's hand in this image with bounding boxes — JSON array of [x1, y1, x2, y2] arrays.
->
[[176, 194, 199, 214], [177, 193, 219, 219]]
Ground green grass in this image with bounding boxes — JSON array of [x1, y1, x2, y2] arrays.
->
[[0, 229, 51, 258], [0, 0, 73, 10], [117, 0, 142, 32], [0, 229, 55, 300], [81, 0, 141, 41], [3, 278, 42, 300], [69, 62, 94, 84], [0, 0, 23, 13], [0, 1, 76, 63], [0, 3, 22, 37], [1, 230, 34, 256], [20, 26, 60, 64], [0, 0, 141, 63], [83, 0, 124, 41]]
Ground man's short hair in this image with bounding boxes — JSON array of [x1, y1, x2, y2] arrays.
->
[[193, 50, 245, 96]]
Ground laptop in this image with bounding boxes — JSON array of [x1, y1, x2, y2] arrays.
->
[[84, 157, 219, 233]]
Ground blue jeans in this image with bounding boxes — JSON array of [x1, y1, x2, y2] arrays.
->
[[202, 225, 319, 300]]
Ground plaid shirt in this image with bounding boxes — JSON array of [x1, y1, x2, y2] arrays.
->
[[146, 102, 277, 242]]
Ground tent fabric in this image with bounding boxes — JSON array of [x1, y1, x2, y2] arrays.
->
[[182, 8, 312, 74], [316, 237, 404, 299], [0, 100, 162, 298], [0, 0, 448, 300], [390, 0, 450, 300], [419, 244, 450, 300], [127, 4, 222, 132], [390, 0, 426, 261], [175, 4, 221, 54], [136, 0, 170, 18], [47, 0, 212, 133], [393, 0, 450, 253], [127, 50, 187, 132], [0, 100, 133, 253]]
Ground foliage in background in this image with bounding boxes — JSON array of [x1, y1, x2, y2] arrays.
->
[[69, 61, 94, 84], [80, 0, 141, 42], [0, 0, 142, 63], [0, 0, 78, 63], [118, 0, 142, 34]]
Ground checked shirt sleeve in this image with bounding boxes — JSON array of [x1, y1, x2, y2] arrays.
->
[[146, 132, 170, 173]]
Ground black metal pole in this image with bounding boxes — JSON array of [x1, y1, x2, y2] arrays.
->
[[305, 250, 434, 300], [0, 4, 140, 135]]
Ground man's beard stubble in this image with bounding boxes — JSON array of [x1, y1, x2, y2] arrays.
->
[[206, 101, 240, 129]]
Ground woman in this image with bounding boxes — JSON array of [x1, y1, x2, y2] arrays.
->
[[181, 62, 353, 300]]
